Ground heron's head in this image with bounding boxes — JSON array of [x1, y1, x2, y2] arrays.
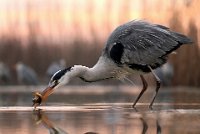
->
[[48, 67, 72, 89], [32, 67, 72, 108]]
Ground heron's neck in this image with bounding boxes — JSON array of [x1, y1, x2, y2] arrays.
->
[[70, 57, 115, 82]]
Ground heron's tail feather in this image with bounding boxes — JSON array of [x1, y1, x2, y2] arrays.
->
[[172, 32, 193, 44]]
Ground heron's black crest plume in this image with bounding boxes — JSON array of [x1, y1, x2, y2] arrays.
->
[[51, 67, 72, 81]]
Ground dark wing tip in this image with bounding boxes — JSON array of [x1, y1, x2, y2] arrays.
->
[[153, 21, 193, 44], [172, 32, 193, 44]]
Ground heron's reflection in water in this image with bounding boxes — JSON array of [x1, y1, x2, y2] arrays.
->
[[157, 120, 162, 134], [134, 115, 161, 134], [139, 112, 161, 134], [33, 110, 98, 134], [33, 110, 68, 134], [33, 109, 161, 134]]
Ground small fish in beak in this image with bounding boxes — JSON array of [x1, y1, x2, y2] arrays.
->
[[32, 92, 43, 109], [32, 86, 55, 109]]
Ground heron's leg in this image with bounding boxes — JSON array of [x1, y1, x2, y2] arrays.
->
[[132, 75, 148, 108], [149, 66, 161, 108]]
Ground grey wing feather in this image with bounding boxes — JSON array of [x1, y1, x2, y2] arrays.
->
[[104, 20, 192, 67]]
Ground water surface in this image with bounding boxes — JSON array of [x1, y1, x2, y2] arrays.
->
[[0, 86, 200, 134]]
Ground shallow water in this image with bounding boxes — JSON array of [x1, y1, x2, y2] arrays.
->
[[0, 86, 200, 134]]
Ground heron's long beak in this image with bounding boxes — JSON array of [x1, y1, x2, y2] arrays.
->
[[32, 86, 54, 108], [41, 86, 54, 101]]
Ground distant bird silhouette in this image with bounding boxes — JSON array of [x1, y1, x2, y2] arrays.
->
[[0, 62, 11, 84], [33, 20, 192, 108], [155, 62, 174, 86], [16, 62, 39, 85], [46, 59, 66, 78]]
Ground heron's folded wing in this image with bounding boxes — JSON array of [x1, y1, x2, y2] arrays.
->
[[105, 20, 192, 67]]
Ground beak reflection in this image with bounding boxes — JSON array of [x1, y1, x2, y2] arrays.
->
[[33, 110, 68, 134], [33, 110, 98, 134]]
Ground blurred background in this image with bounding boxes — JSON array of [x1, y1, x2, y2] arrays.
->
[[0, 0, 199, 86], [0, 1, 200, 133]]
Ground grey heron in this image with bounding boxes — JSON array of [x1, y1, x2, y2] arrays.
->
[[155, 62, 174, 86], [46, 59, 66, 79], [0, 62, 11, 84], [33, 20, 192, 108], [16, 62, 39, 85]]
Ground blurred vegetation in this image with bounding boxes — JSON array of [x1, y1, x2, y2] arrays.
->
[[0, 35, 102, 84], [0, 0, 199, 86], [169, 11, 200, 87]]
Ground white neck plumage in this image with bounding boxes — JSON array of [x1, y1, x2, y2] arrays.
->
[[62, 57, 116, 84]]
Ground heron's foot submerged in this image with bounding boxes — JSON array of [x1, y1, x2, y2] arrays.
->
[[32, 92, 43, 109]]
